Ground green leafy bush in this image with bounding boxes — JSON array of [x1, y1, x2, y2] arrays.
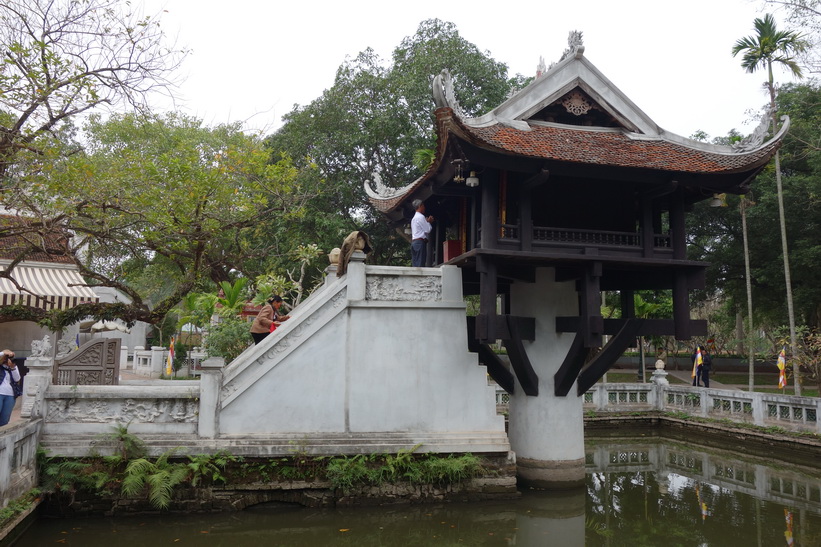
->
[[205, 315, 252, 363]]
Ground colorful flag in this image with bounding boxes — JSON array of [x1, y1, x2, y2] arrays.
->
[[777, 347, 787, 389], [74, 333, 80, 350], [166, 336, 175, 376], [692, 347, 703, 378]]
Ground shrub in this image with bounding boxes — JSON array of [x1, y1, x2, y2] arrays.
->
[[205, 315, 252, 363]]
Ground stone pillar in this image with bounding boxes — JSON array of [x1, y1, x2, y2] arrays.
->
[[20, 356, 53, 418], [150, 346, 165, 378], [346, 251, 367, 301], [508, 267, 585, 488], [440, 265, 462, 302], [198, 356, 224, 438], [120, 345, 129, 371]]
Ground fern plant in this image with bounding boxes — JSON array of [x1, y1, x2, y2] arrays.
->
[[187, 452, 240, 486], [93, 423, 147, 461], [121, 450, 188, 510]]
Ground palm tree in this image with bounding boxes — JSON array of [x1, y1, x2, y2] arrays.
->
[[732, 13, 808, 394]]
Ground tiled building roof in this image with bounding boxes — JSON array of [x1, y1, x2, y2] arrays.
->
[[0, 215, 74, 264], [368, 108, 783, 214], [466, 121, 780, 174]]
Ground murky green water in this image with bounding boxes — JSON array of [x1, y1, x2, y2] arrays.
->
[[14, 435, 821, 546]]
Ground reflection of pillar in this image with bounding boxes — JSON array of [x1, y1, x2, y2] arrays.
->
[[508, 268, 584, 487], [515, 487, 585, 545]]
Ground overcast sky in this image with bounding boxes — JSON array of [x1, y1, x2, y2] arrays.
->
[[140, 0, 796, 140]]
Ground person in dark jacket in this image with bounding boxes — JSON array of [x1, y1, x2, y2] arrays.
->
[[691, 345, 712, 387]]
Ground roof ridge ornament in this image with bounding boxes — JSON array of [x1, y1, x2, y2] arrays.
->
[[536, 56, 546, 77], [549, 30, 585, 71], [432, 69, 470, 120], [732, 107, 774, 153], [364, 172, 418, 200]]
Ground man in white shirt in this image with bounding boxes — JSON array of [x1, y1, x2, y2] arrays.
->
[[411, 199, 434, 267]]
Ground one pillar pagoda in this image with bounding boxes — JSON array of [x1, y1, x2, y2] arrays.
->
[[367, 35, 786, 487]]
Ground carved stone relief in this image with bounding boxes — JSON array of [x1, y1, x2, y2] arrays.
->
[[365, 275, 442, 301], [46, 397, 198, 423]]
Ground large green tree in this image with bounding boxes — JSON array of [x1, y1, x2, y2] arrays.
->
[[266, 19, 527, 266], [688, 82, 821, 338], [0, 112, 312, 327], [0, 0, 185, 182]]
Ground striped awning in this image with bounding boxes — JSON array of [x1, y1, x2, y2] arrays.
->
[[0, 265, 99, 310]]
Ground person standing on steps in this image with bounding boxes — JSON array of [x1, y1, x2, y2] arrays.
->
[[250, 295, 291, 345], [410, 199, 434, 267]]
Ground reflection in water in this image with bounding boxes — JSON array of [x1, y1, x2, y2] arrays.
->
[[15, 435, 821, 546]]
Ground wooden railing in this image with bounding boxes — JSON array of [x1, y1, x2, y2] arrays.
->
[[499, 224, 671, 250]]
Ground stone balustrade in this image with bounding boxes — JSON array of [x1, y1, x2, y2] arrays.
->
[[0, 419, 40, 509], [582, 383, 821, 434]]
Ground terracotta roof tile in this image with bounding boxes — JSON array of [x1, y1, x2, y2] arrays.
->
[[469, 123, 777, 173], [0, 215, 74, 264], [369, 108, 782, 214]]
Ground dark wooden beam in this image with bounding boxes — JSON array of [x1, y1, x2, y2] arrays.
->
[[476, 254, 498, 342], [480, 170, 499, 250], [522, 169, 550, 191], [502, 315, 539, 396], [556, 317, 707, 337], [641, 198, 654, 258], [580, 262, 603, 348], [497, 263, 536, 283], [670, 186, 686, 260], [554, 331, 586, 396], [576, 318, 645, 395], [478, 343, 515, 394], [673, 270, 691, 340], [638, 181, 678, 200]]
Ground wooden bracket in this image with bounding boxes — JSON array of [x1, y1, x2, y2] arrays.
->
[[553, 331, 586, 396], [502, 315, 539, 396], [576, 318, 645, 395]]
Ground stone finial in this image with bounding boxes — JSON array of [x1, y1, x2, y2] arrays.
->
[[536, 56, 546, 77], [30, 335, 52, 357], [328, 248, 341, 265], [559, 30, 585, 62]]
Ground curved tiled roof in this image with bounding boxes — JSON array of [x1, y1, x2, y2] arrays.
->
[[465, 120, 783, 174], [369, 108, 786, 214]]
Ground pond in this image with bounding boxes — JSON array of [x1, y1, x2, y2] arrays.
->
[[13, 433, 821, 546]]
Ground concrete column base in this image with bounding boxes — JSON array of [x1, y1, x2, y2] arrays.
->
[[517, 456, 586, 489]]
